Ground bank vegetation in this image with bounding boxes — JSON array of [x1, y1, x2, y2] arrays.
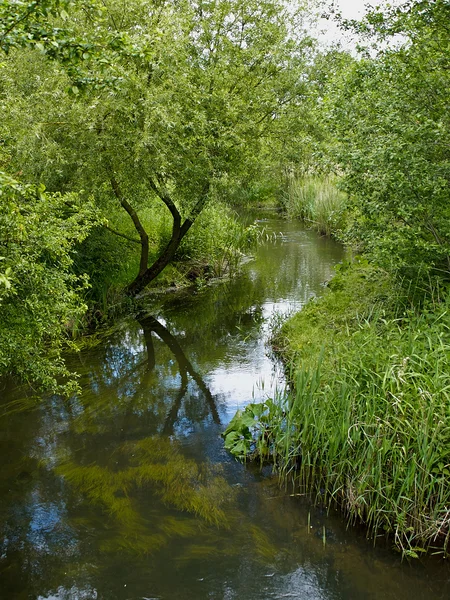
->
[[223, 0, 450, 556]]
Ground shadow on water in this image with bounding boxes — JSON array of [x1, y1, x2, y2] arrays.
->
[[1, 215, 450, 599]]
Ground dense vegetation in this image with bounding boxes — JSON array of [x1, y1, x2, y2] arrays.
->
[[222, 0, 450, 556], [1, 0, 450, 556], [0, 0, 314, 390]]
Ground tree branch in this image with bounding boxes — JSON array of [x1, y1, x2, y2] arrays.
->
[[109, 173, 149, 276], [103, 223, 140, 245], [0, 1, 43, 42], [146, 176, 181, 227], [180, 182, 210, 237]]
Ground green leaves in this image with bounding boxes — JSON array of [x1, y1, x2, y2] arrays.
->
[[327, 1, 450, 283], [0, 172, 98, 392], [0, 257, 11, 292], [1, 0, 313, 298], [223, 400, 279, 460]]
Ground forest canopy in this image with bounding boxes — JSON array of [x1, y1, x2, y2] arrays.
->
[[1, 0, 450, 391]]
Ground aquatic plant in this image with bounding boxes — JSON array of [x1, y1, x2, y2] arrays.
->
[[223, 400, 281, 461]]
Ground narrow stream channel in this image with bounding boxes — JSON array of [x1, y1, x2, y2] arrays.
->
[[1, 215, 449, 600]]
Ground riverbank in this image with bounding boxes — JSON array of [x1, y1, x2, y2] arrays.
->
[[271, 259, 450, 557]]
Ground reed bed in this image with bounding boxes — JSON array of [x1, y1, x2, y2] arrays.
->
[[284, 175, 347, 236], [268, 263, 450, 556]]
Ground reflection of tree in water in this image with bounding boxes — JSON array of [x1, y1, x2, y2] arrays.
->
[[137, 313, 220, 434], [0, 314, 281, 597], [66, 312, 221, 438], [48, 315, 282, 562]]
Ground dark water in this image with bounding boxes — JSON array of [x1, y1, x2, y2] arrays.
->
[[1, 216, 450, 600]]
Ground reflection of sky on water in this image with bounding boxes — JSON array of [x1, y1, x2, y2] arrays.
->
[[208, 361, 283, 417], [206, 298, 311, 419], [37, 586, 98, 600], [4, 217, 450, 600], [220, 564, 330, 600]]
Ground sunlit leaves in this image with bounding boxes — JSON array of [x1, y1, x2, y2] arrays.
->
[[328, 1, 450, 281], [0, 172, 98, 391]]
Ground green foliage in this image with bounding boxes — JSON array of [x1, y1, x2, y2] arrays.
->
[[178, 203, 261, 278], [0, 0, 129, 85], [262, 261, 450, 555], [0, 172, 97, 392], [283, 175, 347, 236], [327, 0, 450, 281], [273, 258, 398, 370], [1, 0, 315, 296], [0, 0, 72, 53], [223, 400, 280, 460]]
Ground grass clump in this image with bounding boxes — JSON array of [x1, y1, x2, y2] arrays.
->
[[283, 175, 347, 237], [251, 260, 450, 557]]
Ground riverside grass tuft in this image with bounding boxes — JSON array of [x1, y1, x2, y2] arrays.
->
[[283, 175, 347, 236], [275, 262, 450, 557], [228, 260, 450, 557]]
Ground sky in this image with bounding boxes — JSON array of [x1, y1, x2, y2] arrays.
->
[[315, 0, 371, 47], [315, 0, 404, 48], [326, 0, 368, 20]]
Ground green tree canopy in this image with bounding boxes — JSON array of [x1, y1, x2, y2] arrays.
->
[[2, 0, 315, 295], [328, 0, 450, 280]]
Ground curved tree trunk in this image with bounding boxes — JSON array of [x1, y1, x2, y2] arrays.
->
[[108, 171, 209, 298], [127, 178, 209, 297]]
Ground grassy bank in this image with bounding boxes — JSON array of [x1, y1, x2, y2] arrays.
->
[[225, 261, 450, 556]]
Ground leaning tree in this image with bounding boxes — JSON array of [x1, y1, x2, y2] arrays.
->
[[2, 0, 314, 296]]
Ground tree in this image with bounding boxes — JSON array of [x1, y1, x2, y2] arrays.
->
[[327, 0, 450, 280], [2, 0, 314, 296], [0, 174, 96, 392], [0, 1, 103, 391]]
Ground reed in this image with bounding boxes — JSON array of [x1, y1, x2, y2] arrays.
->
[[284, 175, 347, 236], [268, 262, 450, 556]]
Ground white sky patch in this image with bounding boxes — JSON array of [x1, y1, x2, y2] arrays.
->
[[314, 0, 404, 50]]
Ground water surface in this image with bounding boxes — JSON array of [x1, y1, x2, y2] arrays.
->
[[1, 216, 449, 599]]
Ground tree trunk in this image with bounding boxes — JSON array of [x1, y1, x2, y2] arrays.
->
[[109, 174, 149, 278], [109, 170, 209, 298], [137, 313, 220, 429], [126, 216, 192, 296], [126, 179, 209, 297]]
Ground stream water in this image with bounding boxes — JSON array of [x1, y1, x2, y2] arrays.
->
[[1, 215, 450, 600]]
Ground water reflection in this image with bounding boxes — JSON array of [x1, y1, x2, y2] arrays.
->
[[2, 217, 450, 599], [136, 313, 220, 434]]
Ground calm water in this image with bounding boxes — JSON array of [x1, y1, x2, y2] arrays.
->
[[1, 216, 450, 600]]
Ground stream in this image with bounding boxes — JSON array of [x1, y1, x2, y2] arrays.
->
[[1, 215, 449, 600]]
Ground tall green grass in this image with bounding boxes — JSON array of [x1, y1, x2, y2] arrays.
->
[[284, 175, 347, 236], [177, 202, 260, 279], [266, 262, 450, 556]]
